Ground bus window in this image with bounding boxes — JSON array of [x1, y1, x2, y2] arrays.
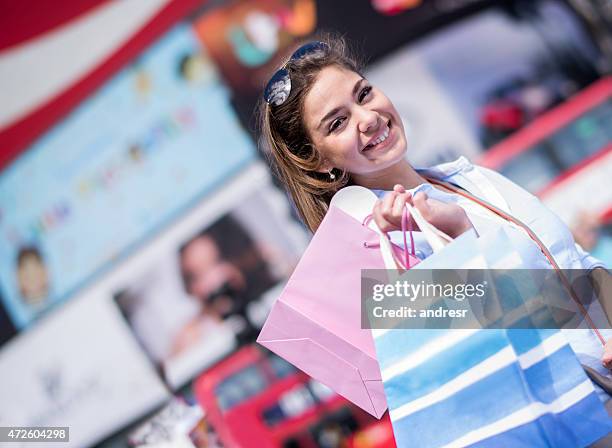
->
[[282, 439, 301, 448], [215, 364, 268, 412], [499, 144, 559, 192], [308, 379, 335, 403], [548, 99, 612, 168], [267, 352, 298, 380], [479, 78, 612, 226], [261, 384, 317, 427]]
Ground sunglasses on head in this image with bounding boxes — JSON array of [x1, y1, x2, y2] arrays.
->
[[263, 41, 330, 107]]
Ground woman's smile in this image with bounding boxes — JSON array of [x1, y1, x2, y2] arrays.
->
[[361, 120, 396, 156]]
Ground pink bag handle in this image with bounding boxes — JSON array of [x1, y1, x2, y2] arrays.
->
[[362, 207, 416, 270]]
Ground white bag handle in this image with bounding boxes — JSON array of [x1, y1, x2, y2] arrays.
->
[[403, 201, 453, 253]]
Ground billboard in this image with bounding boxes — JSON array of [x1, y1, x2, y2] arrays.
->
[[0, 24, 257, 329]]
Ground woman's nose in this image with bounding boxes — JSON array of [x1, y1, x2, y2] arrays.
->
[[357, 108, 380, 134]]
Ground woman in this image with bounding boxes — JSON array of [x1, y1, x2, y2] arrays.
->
[[257, 36, 612, 404]]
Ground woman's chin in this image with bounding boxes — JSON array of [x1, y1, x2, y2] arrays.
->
[[380, 140, 408, 165], [363, 137, 406, 163], [363, 151, 407, 174]]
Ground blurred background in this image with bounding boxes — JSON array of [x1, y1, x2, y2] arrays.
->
[[0, 0, 611, 446]]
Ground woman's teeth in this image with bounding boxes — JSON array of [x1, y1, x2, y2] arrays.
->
[[365, 125, 390, 150]]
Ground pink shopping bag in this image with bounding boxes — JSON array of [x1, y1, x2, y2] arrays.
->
[[257, 187, 419, 418]]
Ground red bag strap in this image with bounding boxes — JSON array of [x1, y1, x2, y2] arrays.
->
[[426, 176, 606, 346]]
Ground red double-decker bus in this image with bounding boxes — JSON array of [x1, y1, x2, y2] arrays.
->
[[478, 77, 612, 227], [193, 345, 395, 448]]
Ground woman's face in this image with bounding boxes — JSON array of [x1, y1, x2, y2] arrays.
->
[[302, 65, 407, 180]]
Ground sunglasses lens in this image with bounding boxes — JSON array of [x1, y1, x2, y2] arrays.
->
[[264, 41, 329, 106], [264, 68, 291, 106], [290, 41, 329, 61]]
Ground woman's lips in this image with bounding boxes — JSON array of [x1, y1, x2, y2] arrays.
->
[[362, 121, 393, 153]]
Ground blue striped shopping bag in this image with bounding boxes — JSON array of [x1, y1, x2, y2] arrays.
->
[[375, 328, 612, 447], [373, 227, 612, 447]]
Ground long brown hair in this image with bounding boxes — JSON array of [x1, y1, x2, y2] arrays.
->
[[257, 34, 365, 233]]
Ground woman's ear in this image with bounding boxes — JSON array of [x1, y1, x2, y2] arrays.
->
[[315, 158, 333, 174]]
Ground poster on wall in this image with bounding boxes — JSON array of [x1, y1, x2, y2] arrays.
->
[[0, 291, 169, 448], [191, 0, 318, 131], [192, 0, 317, 98], [113, 176, 307, 389], [0, 23, 257, 329]]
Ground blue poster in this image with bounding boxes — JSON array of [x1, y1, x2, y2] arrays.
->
[[0, 24, 256, 328]]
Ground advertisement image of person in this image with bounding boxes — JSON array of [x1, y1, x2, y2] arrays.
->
[[256, 34, 612, 421], [175, 214, 278, 351], [15, 246, 50, 308], [177, 52, 216, 85]]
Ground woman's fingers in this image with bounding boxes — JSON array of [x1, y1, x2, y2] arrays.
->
[[373, 199, 394, 233], [412, 191, 432, 220], [392, 192, 410, 219], [373, 190, 418, 233], [380, 191, 401, 226], [381, 191, 397, 216], [374, 186, 463, 234]]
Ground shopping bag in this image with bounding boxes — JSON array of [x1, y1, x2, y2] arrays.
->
[[373, 224, 612, 447], [257, 186, 420, 417]]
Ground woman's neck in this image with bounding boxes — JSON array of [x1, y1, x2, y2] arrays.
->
[[352, 159, 427, 191]]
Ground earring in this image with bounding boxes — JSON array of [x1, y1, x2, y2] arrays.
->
[[328, 169, 336, 180]]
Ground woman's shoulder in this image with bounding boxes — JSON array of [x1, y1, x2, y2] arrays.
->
[[414, 155, 473, 180], [366, 155, 538, 207], [420, 156, 540, 203]]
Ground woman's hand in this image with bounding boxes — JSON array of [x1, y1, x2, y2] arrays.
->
[[372, 184, 475, 239]]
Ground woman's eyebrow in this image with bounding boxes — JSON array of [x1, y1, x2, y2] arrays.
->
[[316, 77, 366, 131]]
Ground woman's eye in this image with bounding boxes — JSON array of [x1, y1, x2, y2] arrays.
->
[[329, 117, 345, 133], [359, 86, 372, 103]]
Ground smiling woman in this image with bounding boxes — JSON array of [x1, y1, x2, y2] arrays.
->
[[256, 35, 612, 426], [257, 34, 473, 238]]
